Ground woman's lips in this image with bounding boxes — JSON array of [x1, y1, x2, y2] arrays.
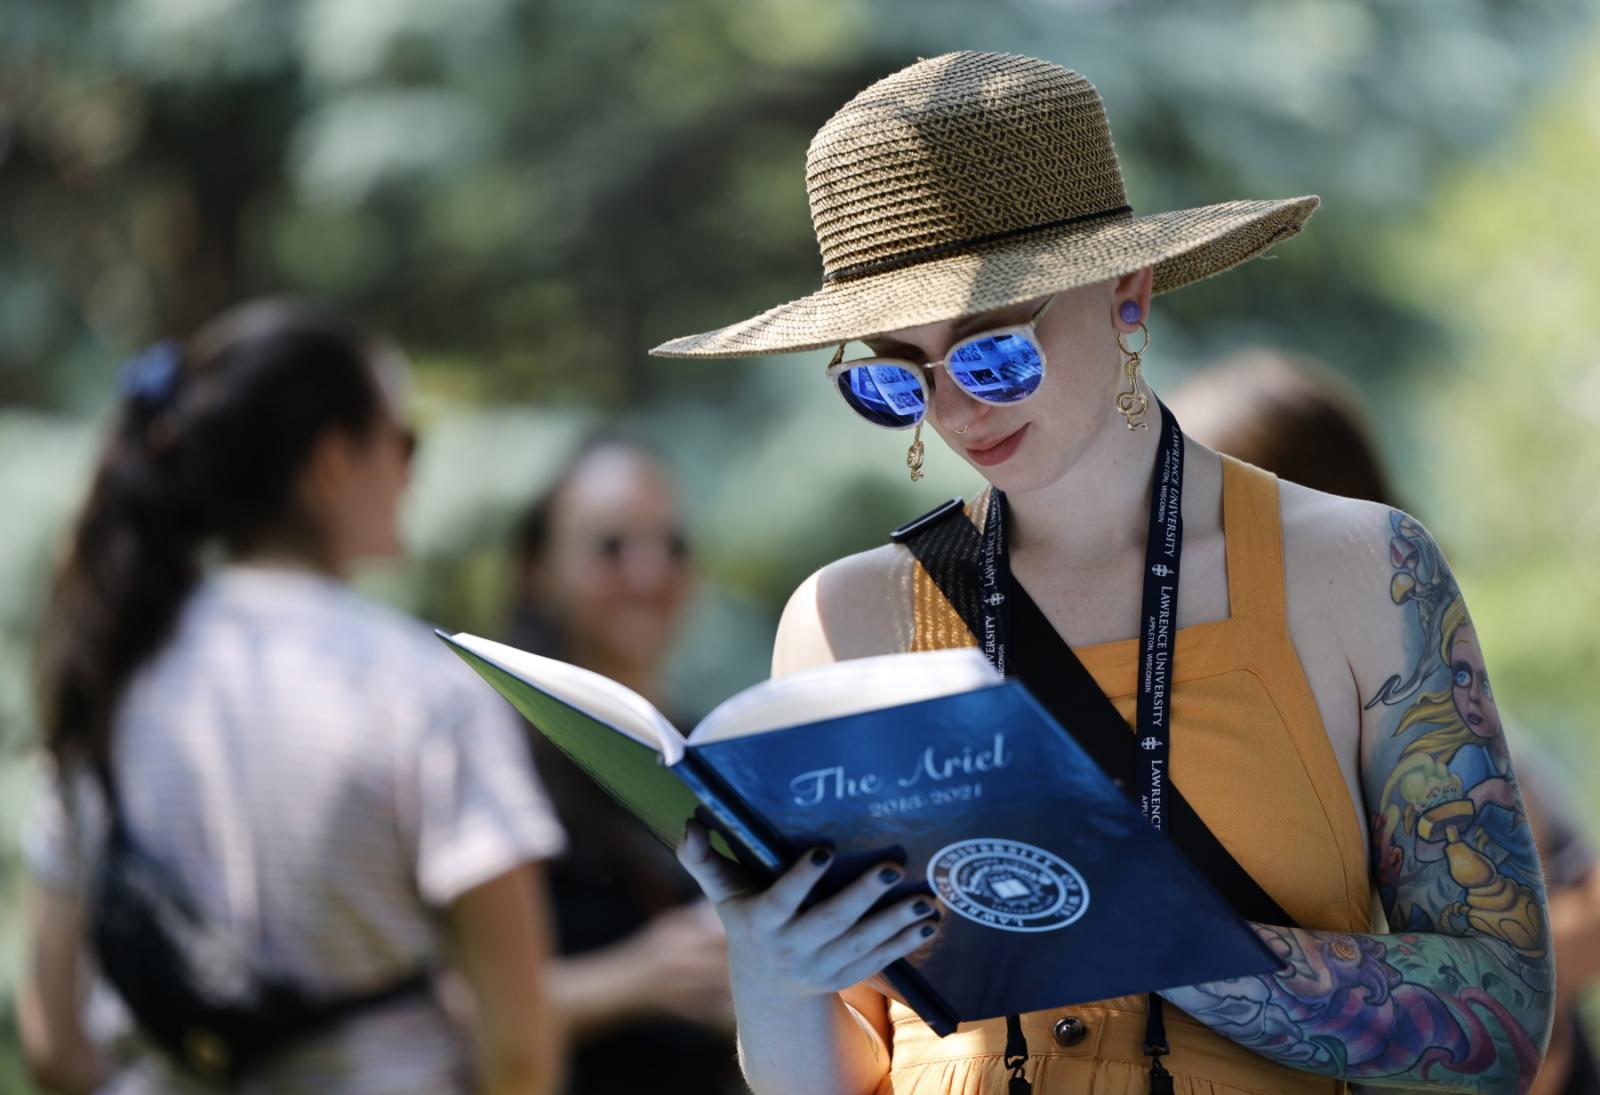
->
[[966, 424, 1028, 467]]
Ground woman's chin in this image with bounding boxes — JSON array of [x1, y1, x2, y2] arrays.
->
[[600, 624, 679, 667], [965, 451, 1060, 495]]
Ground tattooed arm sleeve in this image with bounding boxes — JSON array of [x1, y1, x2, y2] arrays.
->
[[1163, 512, 1554, 1094]]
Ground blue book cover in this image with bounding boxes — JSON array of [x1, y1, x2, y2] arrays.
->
[[439, 634, 1282, 1035]]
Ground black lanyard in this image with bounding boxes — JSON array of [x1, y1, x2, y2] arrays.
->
[[979, 400, 1183, 1095], [977, 400, 1183, 828]]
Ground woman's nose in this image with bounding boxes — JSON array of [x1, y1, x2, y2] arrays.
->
[[623, 551, 670, 592], [926, 366, 988, 435]]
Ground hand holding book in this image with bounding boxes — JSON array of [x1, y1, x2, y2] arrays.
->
[[675, 820, 942, 1004], [439, 634, 1281, 1033]]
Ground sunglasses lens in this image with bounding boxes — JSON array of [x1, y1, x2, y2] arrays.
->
[[836, 363, 926, 428], [946, 332, 1044, 404]]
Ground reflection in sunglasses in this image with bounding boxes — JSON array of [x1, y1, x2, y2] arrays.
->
[[828, 296, 1054, 428]]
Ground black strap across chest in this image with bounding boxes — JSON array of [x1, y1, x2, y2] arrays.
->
[[893, 500, 1294, 929]]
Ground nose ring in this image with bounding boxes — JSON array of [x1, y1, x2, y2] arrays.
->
[[954, 425, 968, 435]]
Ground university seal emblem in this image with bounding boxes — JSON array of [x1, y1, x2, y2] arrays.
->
[[926, 838, 1089, 933]]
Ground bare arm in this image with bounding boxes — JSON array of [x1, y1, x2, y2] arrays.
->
[[1548, 867, 1600, 1013], [446, 863, 565, 1095], [547, 900, 732, 1041], [677, 822, 918, 1095], [15, 882, 108, 1095], [1164, 510, 1553, 1093]]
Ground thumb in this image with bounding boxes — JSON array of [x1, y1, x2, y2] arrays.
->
[[676, 819, 757, 905]]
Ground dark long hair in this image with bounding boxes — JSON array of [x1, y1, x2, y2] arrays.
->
[[37, 299, 388, 769]]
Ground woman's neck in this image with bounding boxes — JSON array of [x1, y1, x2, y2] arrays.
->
[[231, 544, 344, 579], [1005, 411, 1164, 567]]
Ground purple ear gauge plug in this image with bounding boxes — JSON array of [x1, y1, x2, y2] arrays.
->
[[1119, 300, 1142, 325]]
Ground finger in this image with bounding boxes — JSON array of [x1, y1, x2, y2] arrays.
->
[[825, 916, 942, 991], [813, 895, 939, 973], [783, 860, 907, 945], [676, 820, 758, 905], [747, 845, 836, 929]]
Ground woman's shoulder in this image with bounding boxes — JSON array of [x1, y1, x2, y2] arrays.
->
[[196, 566, 469, 701], [1276, 478, 1430, 642], [1277, 477, 1394, 550], [771, 544, 914, 677]]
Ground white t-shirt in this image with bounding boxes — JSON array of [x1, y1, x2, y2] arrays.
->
[[22, 565, 566, 1095]]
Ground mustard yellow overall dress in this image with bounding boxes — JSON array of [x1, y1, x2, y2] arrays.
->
[[880, 458, 1372, 1095]]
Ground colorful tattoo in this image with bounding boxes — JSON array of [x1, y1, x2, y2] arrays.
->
[[1164, 512, 1552, 1093], [1369, 515, 1545, 957]]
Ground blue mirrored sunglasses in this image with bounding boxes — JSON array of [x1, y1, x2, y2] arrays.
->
[[824, 296, 1054, 430]]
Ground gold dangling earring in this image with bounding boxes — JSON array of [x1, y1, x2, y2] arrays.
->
[[1115, 321, 1151, 431], [906, 421, 926, 481]]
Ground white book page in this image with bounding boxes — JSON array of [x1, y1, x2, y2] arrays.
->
[[446, 634, 687, 764], [689, 647, 1002, 744]]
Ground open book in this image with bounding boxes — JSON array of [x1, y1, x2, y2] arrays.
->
[[440, 634, 1279, 1035]]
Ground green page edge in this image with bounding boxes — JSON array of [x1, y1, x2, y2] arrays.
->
[[442, 638, 705, 849]]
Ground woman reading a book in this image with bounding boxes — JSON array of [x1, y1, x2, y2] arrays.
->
[[653, 53, 1554, 1095], [17, 301, 567, 1094]]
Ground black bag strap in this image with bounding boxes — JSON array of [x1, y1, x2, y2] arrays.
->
[[84, 753, 432, 1079], [892, 499, 1295, 929], [89, 757, 132, 846]]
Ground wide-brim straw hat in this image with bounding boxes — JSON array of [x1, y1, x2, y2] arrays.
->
[[652, 51, 1318, 359]]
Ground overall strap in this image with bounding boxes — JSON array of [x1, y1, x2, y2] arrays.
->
[[1221, 458, 1287, 625], [895, 496, 987, 651], [892, 495, 1295, 929], [896, 491, 993, 651]]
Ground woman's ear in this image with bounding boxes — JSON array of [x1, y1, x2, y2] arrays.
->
[[1112, 265, 1155, 334], [297, 427, 360, 527]]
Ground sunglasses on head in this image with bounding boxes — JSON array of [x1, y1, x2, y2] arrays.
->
[[825, 296, 1056, 430]]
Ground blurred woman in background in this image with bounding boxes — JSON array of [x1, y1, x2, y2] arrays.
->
[[508, 437, 744, 1095], [1163, 352, 1395, 507], [1169, 350, 1600, 1095], [16, 300, 566, 1094]]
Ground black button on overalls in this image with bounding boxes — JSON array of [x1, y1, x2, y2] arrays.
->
[[1052, 1016, 1088, 1047]]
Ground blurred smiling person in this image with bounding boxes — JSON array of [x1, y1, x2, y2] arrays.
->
[[508, 437, 745, 1095], [17, 301, 566, 1095]]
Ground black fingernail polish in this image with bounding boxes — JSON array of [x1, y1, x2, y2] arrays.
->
[[912, 900, 932, 916], [879, 867, 902, 885], [811, 847, 832, 866], [920, 924, 936, 938]]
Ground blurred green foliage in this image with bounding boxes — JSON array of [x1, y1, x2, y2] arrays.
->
[[4, 0, 1593, 409], [1387, 45, 1600, 811], [3, 0, 1599, 1089]]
